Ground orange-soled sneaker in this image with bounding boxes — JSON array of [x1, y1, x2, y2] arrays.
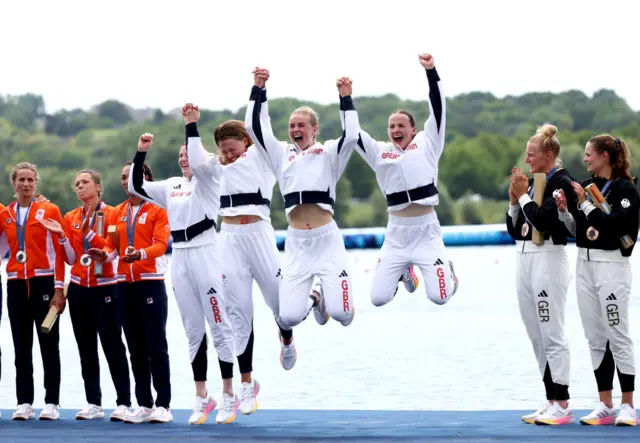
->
[[534, 402, 574, 425], [579, 402, 616, 426]]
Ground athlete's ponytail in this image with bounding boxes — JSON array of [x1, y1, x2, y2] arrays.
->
[[587, 134, 632, 181]]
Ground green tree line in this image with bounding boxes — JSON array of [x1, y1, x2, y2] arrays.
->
[[1, 89, 639, 229]]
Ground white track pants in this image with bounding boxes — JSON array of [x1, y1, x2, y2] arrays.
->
[[220, 220, 288, 356], [371, 212, 455, 307], [280, 220, 353, 327], [576, 248, 635, 376], [171, 244, 234, 364], [516, 244, 571, 386]]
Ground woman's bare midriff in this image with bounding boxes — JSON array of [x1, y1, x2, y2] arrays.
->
[[289, 204, 334, 229], [222, 214, 262, 225], [393, 203, 434, 217]]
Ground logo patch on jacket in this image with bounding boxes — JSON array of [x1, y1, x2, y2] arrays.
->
[[35, 208, 46, 220]]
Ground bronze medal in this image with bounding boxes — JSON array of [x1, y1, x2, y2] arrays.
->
[[586, 226, 599, 241]]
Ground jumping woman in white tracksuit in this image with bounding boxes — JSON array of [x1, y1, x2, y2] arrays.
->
[[351, 53, 458, 307], [128, 133, 236, 425], [245, 69, 359, 331], [506, 124, 577, 426], [180, 105, 297, 419], [555, 134, 639, 427]]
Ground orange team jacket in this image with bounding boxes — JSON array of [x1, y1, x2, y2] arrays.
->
[[63, 202, 119, 288], [0, 201, 66, 289], [104, 200, 170, 283]]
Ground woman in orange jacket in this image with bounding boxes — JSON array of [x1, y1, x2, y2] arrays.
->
[[39, 169, 132, 421], [87, 161, 173, 424], [0, 162, 66, 421]]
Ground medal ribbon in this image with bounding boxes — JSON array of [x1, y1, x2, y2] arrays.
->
[[83, 203, 101, 252], [126, 201, 145, 247], [15, 201, 33, 253]]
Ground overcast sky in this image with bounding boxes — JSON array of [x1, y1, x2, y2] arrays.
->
[[1, 0, 638, 114]]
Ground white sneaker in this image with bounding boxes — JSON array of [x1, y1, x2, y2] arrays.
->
[[311, 283, 330, 325], [401, 265, 419, 293], [534, 402, 574, 425], [279, 332, 297, 370], [12, 403, 35, 420], [615, 403, 639, 426], [76, 404, 104, 420], [215, 393, 239, 424], [39, 404, 60, 420], [339, 306, 355, 327], [239, 379, 260, 415], [579, 401, 616, 425], [522, 402, 552, 424], [188, 395, 216, 425], [148, 406, 174, 423], [123, 406, 153, 424], [110, 404, 131, 422]]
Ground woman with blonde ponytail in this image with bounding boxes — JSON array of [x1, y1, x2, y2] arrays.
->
[[556, 135, 639, 426], [506, 123, 578, 425]]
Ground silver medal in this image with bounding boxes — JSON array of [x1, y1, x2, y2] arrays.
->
[[586, 226, 599, 241], [80, 253, 92, 267], [521, 223, 530, 237], [16, 250, 27, 264], [125, 246, 136, 255]]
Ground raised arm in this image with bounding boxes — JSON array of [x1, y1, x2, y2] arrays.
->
[[181, 104, 222, 181], [419, 54, 446, 160], [342, 79, 380, 170], [245, 67, 286, 174], [329, 77, 361, 179], [128, 133, 169, 208]]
